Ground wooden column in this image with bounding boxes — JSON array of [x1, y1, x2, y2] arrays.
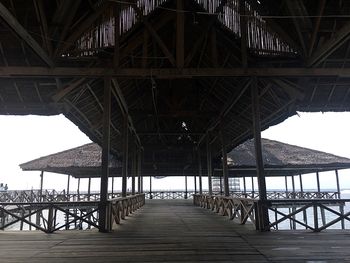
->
[[67, 175, 70, 200], [149, 176, 153, 199], [39, 171, 44, 202], [131, 146, 136, 195], [251, 76, 269, 231], [99, 76, 111, 232], [138, 149, 142, 193], [243, 176, 246, 193], [122, 116, 129, 197], [111, 177, 114, 196], [299, 174, 303, 193], [285, 176, 288, 194], [221, 131, 230, 197], [335, 169, 341, 199], [77, 178, 81, 200], [316, 172, 321, 194], [206, 133, 213, 195], [198, 149, 203, 194], [194, 174, 197, 194], [185, 173, 188, 199], [87, 177, 91, 201]]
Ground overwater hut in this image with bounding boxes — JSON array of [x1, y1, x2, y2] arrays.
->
[[20, 139, 350, 199]]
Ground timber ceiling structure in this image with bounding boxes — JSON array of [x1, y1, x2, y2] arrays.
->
[[0, 0, 350, 176]]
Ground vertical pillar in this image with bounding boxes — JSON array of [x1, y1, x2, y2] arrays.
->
[[88, 177, 91, 201], [138, 149, 142, 193], [194, 174, 197, 194], [149, 176, 153, 199], [111, 177, 114, 197], [291, 175, 295, 198], [221, 131, 229, 197], [99, 76, 111, 232], [198, 149, 203, 194], [185, 172, 188, 199], [335, 169, 341, 198], [206, 133, 213, 195], [251, 76, 269, 231], [131, 146, 136, 195], [122, 116, 129, 197], [299, 174, 303, 193], [39, 171, 44, 202], [251, 176, 254, 195], [77, 178, 81, 200], [316, 172, 321, 196], [67, 174, 70, 201], [243, 177, 246, 193]]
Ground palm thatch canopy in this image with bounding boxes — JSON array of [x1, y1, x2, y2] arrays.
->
[[20, 139, 350, 178], [20, 143, 121, 178], [224, 139, 350, 177]]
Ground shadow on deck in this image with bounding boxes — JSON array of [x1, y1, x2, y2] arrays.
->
[[0, 199, 349, 262]]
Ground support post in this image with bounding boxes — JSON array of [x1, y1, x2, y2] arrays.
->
[[77, 178, 81, 201], [67, 174, 70, 201], [291, 175, 295, 198], [99, 76, 111, 232], [198, 149, 203, 194], [185, 173, 188, 199], [122, 116, 129, 197], [88, 177, 91, 201], [243, 177, 246, 194], [335, 169, 341, 199], [221, 131, 230, 197], [316, 172, 321, 197], [149, 176, 153, 199], [206, 133, 213, 195], [111, 177, 114, 197], [299, 174, 303, 194], [251, 76, 269, 231], [138, 149, 142, 193], [131, 146, 136, 195], [39, 171, 44, 202]]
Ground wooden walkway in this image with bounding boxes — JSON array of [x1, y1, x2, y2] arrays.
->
[[1, 200, 350, 262]]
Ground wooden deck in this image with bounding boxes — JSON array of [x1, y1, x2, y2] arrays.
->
[[1, 199, 350, 262]]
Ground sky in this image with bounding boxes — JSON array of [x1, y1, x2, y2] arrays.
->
[[1, 112, 350, 192]]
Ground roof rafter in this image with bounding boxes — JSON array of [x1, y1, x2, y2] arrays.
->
[[0, 1, 54, 67]]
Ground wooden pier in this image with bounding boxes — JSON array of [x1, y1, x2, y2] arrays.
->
[[1, 199, 350, 262]]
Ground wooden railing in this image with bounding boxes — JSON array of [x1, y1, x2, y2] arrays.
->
[[193, 194, 259, 229], [110, 194, 145, 226], [194, 194, 349, 232], [230, 191, 340, 200], [0, 194, 145, 233], [269, 199, 348, 232]]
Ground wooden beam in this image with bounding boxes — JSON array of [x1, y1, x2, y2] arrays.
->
[[52, 78, 86, 102], [58, 2, 109, 55], [307, 21, 350, 67], [221, 130, 229, 197], [3, 67, 350, 77], [0, 2, 54, 67], [206, 133, 213, 195]]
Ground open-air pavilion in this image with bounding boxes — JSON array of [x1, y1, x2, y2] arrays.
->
[[1, 0, 350, 261]]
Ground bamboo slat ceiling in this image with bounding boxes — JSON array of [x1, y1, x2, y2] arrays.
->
[[20, 139, 350, 178], [1, 0, 350, 175]]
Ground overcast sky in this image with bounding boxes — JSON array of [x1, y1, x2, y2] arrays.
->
[[1, 112, 350, 192]]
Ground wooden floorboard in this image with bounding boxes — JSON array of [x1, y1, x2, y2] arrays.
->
[[1, 199, 350, 262]]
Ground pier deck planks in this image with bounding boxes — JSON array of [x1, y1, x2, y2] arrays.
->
[[0, 199, 350, 262]]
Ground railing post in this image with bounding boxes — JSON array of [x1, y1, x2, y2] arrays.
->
[[47, 205, 54, 233], [313, 204, 319, 232]]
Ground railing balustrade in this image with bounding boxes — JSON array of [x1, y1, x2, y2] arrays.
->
[[0, 194, 145, 233]]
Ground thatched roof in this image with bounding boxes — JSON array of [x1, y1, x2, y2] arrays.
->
[[224, 139, 350, 177], [20, 139, 350, 178], [20, 143, 121, 178]]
